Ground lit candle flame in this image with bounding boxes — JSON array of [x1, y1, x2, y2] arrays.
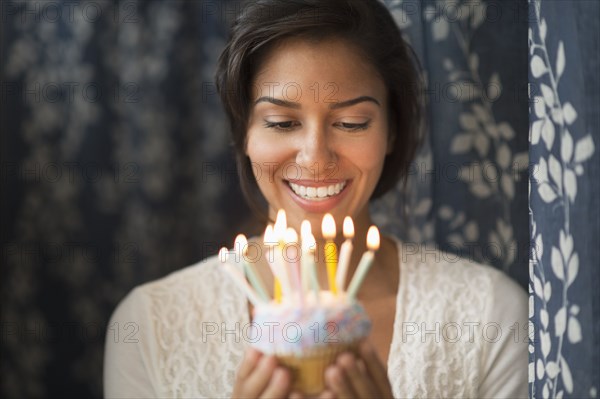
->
[[366, 226, 380, 251], [218, 247, 228, 263], [301, 221, 316, 252], [284, 227, 299, 244], [301, 220, 312, 241], [235, 234, 248, 255], [264, 224, 275, 246], [321, 213, 336, 239], [274, 209, 287, 236], [274, 210, 287, 242], [343, 216, 354, 239]]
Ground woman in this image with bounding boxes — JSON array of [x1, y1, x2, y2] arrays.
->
[[104, 1, 528, 398]]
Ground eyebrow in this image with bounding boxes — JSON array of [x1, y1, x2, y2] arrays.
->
[[254, 96, 301, 109], [254, 95, 380, 109], [330, 96, 381, 109]]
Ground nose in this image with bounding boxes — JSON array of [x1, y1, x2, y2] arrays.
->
[[294, 124, 337, 180]]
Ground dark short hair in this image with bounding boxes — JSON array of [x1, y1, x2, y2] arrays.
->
[[216, 0, 424, 217]]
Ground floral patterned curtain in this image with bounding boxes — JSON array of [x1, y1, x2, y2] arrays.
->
[[1, 1, 244, 397], [1, 0, 597, 398], [372, 0, 529, 290], [528, 0, 599, 398]]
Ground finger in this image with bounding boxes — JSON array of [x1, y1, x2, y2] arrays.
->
[[318, 390, 335, 399], [359, 342, 393, 396], [288, 391, 303, 399], [260, 367, 291, 399], [325, 365, 356, 399], [237, 347, 262, 381], [243, 354, 277, 397], [337, 352, 377, 398]]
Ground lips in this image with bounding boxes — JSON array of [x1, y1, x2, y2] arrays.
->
[[287, 181, 347, 200], [284, 179, 351, 213]]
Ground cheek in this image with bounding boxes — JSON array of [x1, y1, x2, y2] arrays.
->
[[345, 137, 388, 174], [246, 132, 291, 179]]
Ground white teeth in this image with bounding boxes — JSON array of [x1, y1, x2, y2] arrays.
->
[[288, 181, 347, 200]]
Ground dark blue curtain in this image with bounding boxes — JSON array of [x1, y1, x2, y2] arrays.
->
[[373, 0, 529, 289], [1, 1, 249, 397], [528, 0, 600, 398], [1, 0, 596, 398]]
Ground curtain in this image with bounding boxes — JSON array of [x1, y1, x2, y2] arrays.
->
[[0, 0, 597, 398], [1, 1, 245, 397], [528, 0, 599, 398], [372, 0, 529, 289]]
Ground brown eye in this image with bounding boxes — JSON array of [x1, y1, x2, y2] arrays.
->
[[335, 121, 370, 131], [263, 120, 299, 132]]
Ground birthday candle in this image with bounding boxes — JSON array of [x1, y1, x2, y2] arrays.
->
[[346, 226, 380, 300], [300, 220, 313, 295], [219, 248, 263, 306], [235, 235, 270, 302], [263, 225, 282, 302], [321, 213, 338, 294], [284, 227, 303, 305], [273, 210, 292, 301], [335, 217, 354, 293], [306, 232, 320, 301]]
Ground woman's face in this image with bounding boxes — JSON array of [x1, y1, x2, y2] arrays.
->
[[246, 37, 391, 236]]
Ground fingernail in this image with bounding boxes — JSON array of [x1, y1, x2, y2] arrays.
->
[[247, 347, 259, 358], [325, 365, 339, 381], [338, 352, 354, 366]]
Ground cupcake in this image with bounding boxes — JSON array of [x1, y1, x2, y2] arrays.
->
[[249, 291, 372, 395], [219, 211, 379, 394]]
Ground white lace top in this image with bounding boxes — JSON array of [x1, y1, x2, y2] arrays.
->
[[104, 239, 528, 398]]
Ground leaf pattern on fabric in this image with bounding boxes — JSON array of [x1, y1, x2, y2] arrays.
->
[[4, 0, 598, 397], [529, 1, 597, 397], [421, 0, 528, 272]]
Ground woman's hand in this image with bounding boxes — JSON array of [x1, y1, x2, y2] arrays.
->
[[321, 341, 394, 399], [231, 347, 294, 398]]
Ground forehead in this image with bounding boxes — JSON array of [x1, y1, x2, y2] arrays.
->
[[251, 37, 386, 102]]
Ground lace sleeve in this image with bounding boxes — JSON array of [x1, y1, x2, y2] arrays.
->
[[104, 259, 249, 398], [103, 287, 158, 398], [478, 270, 529, 399]]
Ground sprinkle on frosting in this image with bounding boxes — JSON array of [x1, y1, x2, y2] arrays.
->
[[249, 291, 371, 356]]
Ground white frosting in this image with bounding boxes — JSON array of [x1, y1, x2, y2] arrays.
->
[[250, 291, 371, 355]]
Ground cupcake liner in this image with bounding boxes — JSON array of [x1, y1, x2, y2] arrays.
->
[[277, 342, 358, 395]]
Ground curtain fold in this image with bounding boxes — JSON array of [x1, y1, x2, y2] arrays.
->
[[528, 0, 599, 397], [373, 0, 529, 288]]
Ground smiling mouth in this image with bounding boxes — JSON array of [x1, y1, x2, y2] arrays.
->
[[287, 180, 348, 201]]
